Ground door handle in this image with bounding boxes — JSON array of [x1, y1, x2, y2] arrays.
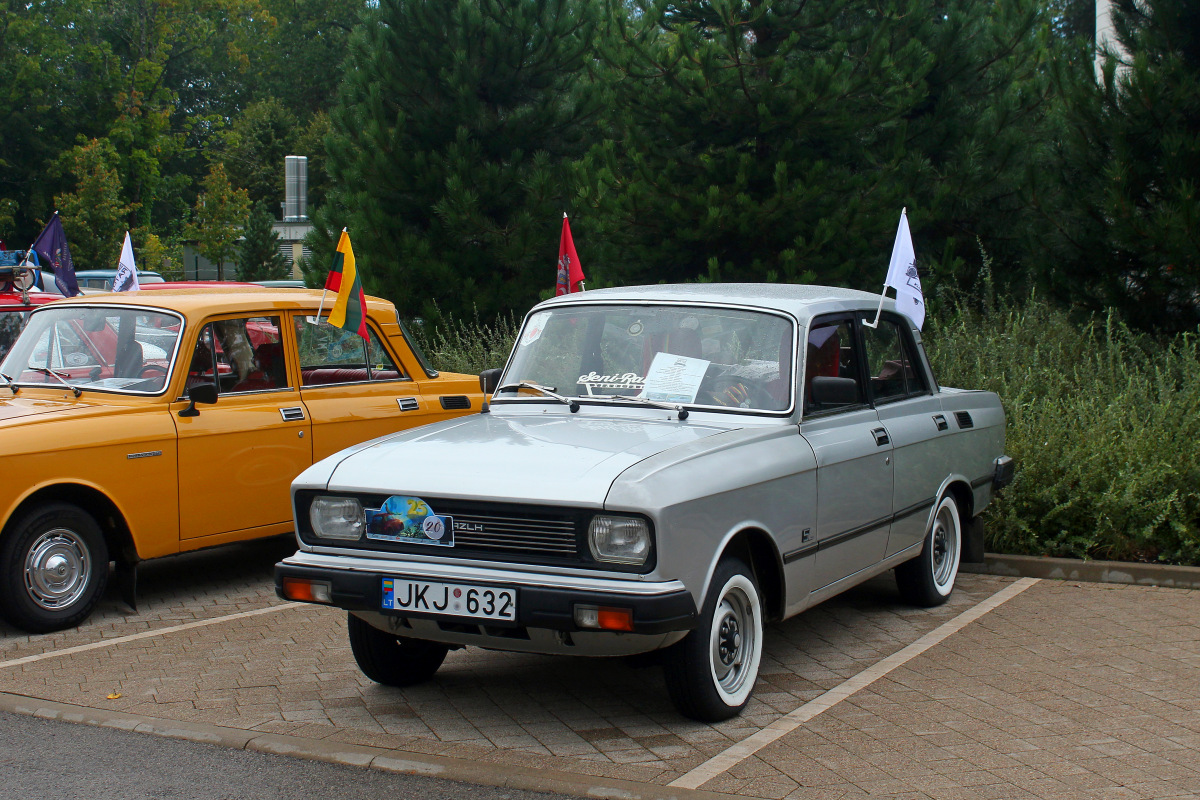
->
[[872, 427, 890, 446]]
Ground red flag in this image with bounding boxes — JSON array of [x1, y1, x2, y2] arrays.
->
[[556, 214, 586, 295]]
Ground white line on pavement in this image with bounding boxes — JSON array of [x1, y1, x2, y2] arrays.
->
[[0, 603, 304, 670], [669, 577, 1041, 790]]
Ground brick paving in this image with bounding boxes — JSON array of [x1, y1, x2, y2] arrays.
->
[[1, 544, 1198, 799]]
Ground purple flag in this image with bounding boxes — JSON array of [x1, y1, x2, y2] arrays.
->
[[31, 214, 80, 297]]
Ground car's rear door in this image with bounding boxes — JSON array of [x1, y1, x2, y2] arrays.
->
[[174, 314, 312, 541]]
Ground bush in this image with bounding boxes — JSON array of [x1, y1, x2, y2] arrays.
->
[[926, 297, 1200, 565], [413, 310, 519, 376]]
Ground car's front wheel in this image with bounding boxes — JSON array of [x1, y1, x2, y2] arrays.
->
[[895, 494, 962, 606], [347, 614, 449, 686], [664, 557, 763, 722], [0, 503, 110, 633]]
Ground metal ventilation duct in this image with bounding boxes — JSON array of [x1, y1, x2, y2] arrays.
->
[[284, 155, 308, 221]]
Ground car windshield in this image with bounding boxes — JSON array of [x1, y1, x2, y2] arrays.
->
[[1, 305, 183, 395], [0, 308, 31, 362], [498, 304, 795, 413]]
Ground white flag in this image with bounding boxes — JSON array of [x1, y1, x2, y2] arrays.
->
[[883, 209, 924, 330], [114, 231, 139, 291]]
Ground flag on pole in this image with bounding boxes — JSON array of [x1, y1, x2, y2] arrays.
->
[[555, 213, 585, 296], [113, 231, 140, 291], [325, 229, 368, 339], [31, 212, 81, 296], [883, 209, 924, 330]]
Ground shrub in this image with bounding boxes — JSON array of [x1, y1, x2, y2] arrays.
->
[[927, 297, 1200, 565], [413, 310, 519, 376]]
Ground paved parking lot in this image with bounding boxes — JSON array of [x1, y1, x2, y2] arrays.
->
[[2, 537, 1198, 800]]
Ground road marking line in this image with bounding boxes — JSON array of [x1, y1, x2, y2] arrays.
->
[[0, 603, 304, 670], [669, 577, 1040, 790]]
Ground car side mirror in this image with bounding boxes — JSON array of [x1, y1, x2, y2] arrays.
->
[[178, 383, 218, 417], [479, 368, 502, 394], [809, 376, 859, 407]]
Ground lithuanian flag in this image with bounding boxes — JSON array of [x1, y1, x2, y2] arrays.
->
[[325, 229, 368, 339]]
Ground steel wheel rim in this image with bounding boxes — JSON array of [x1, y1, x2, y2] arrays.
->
[[709, 584, 757, 697], [24, 528, 92, 610], [931, 502, 959, 589]]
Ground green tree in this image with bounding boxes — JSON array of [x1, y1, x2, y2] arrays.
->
[[54, 138, 137, 269], [318, 0, 600, 320], [1029, 0, 1200, 331], [586, 0, 1050, 296], [237, 201, 291, 280], [186, 163, 250, 280]]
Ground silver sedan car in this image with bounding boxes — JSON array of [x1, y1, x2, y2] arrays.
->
[[276, 284, 1012, 721]]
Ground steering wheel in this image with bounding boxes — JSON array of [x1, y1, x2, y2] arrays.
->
[[139, 364, 169, 378], [702, 375, 775, 409]]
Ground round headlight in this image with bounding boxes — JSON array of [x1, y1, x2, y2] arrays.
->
[[588, 515, 651, 565], [309, 496, 365, 541]]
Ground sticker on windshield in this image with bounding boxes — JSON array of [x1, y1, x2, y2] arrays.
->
[[520, 312, 551, 347], [365, 496, 454, 547], [577, 371, 644, 394], [642, 352, 710, 404]]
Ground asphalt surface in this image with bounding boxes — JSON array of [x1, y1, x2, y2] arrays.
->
[[0, 709, 576, 800]]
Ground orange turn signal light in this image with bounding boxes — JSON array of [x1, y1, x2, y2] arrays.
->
[[281, 577, 332, 604], [597, 607, 635, 632]]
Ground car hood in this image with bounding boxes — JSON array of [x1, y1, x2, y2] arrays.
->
[[0, 394, 118, 424], [321, 410, 736, 506]]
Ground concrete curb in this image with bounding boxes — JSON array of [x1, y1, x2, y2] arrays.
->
[[0, 692, 738, 800], [961, 553, 1200, 590]]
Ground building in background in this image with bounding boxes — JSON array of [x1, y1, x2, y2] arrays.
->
[[182, 156, 313, 280]]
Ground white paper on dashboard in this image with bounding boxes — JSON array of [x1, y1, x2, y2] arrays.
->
[[642, 352, 710, 403]]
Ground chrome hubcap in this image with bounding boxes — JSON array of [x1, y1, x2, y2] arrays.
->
[[710, 587, 756, 694], [24, 528, 91, 610], [931, 505, 958, 587]]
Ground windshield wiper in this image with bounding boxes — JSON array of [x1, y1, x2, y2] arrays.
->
[[0, 372, 17, 394], [593, 394, 690, 420], [495, 381, 580, 413], [32, 367, 82, 398]]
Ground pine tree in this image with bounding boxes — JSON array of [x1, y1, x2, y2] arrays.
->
[[237, 202, 291, 281], [587, 0, 1049, 295], [1031, 0, 1200, 331], [318, 0, 599, 321]]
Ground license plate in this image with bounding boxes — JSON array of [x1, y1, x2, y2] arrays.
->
[[381, 578, 516, 622]]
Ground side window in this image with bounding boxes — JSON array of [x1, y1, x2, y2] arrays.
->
[[862, 317, 927, 403], [190, 316, 288, 394], [293, 315, 407, 386], [803, 318, 863, 415]]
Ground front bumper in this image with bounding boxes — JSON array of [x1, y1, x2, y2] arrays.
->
[[274, 554, 697, 636]]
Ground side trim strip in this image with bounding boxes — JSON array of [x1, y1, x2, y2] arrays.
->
[[784, 495, 938, 564]]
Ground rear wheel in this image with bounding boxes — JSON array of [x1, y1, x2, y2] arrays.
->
[[0, 503, 109, 633], [347, 614, 449, 686], [895, 494, 961, 607], [663, 557, 763, 721]]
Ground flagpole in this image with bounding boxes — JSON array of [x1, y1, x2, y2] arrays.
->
[[863, 207, 905, 329], [312, 227, 344, 323]]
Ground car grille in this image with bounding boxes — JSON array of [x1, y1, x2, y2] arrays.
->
[[450, 511, 578, 557]]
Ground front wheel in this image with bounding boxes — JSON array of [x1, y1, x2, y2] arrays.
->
[[895, 494, 962, 607], [347, 614, 449, 687], [0, 503, 110, 633], [663, 558, 763, 722]]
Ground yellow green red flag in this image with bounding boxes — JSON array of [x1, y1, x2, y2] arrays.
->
[[325, 230, 368, 339]]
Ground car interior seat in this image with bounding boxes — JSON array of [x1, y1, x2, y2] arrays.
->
[[114, 340, 143, 378]]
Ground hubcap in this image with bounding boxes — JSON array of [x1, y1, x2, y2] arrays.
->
[[931, 504, 959, 587], [24, 528, 92, 611], [710, 585, 757, 695]]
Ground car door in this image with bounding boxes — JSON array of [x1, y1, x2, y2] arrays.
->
[[292, 312, 445, 461], [862, 314, 948, 557], [799, 315, 894, 591], [174, 315, 312, 541]]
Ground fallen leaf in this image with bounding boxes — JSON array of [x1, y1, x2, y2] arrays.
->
[[106, 693, 122, 700]]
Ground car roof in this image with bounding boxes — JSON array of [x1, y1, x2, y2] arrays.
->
[[0, 290, 61, 308], [74, 269, 165, 277], [37, 286, 398, 321], [534, 283, 893, 325]]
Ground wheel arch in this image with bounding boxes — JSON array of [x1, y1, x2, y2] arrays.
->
[[3, 483, 137, 565], [713, 526, 785, 622]]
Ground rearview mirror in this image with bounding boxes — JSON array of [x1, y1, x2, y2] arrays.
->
[[809, 376, 859, 407], [479, 368, 502, 394], [178, 383, 218, 417]]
